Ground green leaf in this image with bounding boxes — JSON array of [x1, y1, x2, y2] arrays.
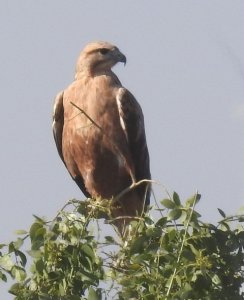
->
[[35, 259, 45, 274], [219, 221, 230, 231], [190, 210, 201, 227], [81, 244, 95, 262], [212, 274, 221, 285], [27, 250, 42, 258], [168, 208, 182, 220], [175, 275, 182, 287], [0, 271, 7, 282], [168, 228, 177, 241], [180, 210, 188, 222], [68, 296, 82, 300], [156, 217, 168, 227], [173, 192, 181, 206], [9, 241, 17, 253], [181, 249, 195, 261], [104, 236, 116, 244], [13, 238, 24, 250], [80, 267, 99, 283], [14, 230, 28, 235], [238, 231, 244, 242], [48, 271, 62, 281], [88, 287, 101, 300], [218, 208, 226, 218], [11, 266, 26, 282], [238, 216, 244, 222], [146, 227, 162, 238], [59, 282, 65, 296], [15, 250, 27, 267], [186, 193, 201, 207], [130, 236, 147, 254], [29, 222, 46, 250], [29, 222, 44, 241], [33, 215, 46, 223], [188, 243, 199, 256], [0, 255, 14, 271], [131, 253, 151, 264], [161, 199, 176, 209], [8, 283, 21, 296]]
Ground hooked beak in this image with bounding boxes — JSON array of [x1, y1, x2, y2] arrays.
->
[[119, 52, 127, 66], [114, 49, 127, 66]]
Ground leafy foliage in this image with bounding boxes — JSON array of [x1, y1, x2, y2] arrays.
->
[[1, 193, 244, 299]]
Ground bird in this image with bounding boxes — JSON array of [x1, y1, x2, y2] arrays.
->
[[52, 41, 151, 232]]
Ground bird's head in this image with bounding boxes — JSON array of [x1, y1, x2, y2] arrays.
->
[[75, 41, 126, 78]]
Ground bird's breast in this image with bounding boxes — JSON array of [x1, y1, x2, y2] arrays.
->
[[62, 80, 131, 198]]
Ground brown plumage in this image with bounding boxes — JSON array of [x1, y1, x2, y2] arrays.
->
[[52, 41, 151, 231]]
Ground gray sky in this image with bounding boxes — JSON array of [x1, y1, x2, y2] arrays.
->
[[1, 1, 244, 298]]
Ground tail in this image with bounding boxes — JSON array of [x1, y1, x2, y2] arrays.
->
[[110, 188, 148, 236]]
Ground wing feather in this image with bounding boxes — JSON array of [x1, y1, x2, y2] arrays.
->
[[116, 88, 151, 205], [52, 91, 65, 162], [52, 91, 91, 198]]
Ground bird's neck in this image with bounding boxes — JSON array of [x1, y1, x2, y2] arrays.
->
[[75, 68, 115, 80]]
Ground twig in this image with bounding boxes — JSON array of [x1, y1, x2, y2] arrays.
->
[[217, 214, 244, 225], [53, 199, 81, 221], [166, 190, 199, 298], [70, 101, 103, 131], [108, 216, 144, 222], [114, 179, 158, 201]]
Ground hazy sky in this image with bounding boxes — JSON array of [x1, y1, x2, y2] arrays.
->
[[1, 1, 244, 298]]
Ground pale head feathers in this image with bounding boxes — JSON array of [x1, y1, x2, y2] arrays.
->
[[75, 41, 126, 79]]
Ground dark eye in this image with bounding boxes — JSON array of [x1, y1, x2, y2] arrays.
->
[[99, 48, 109, 55]]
